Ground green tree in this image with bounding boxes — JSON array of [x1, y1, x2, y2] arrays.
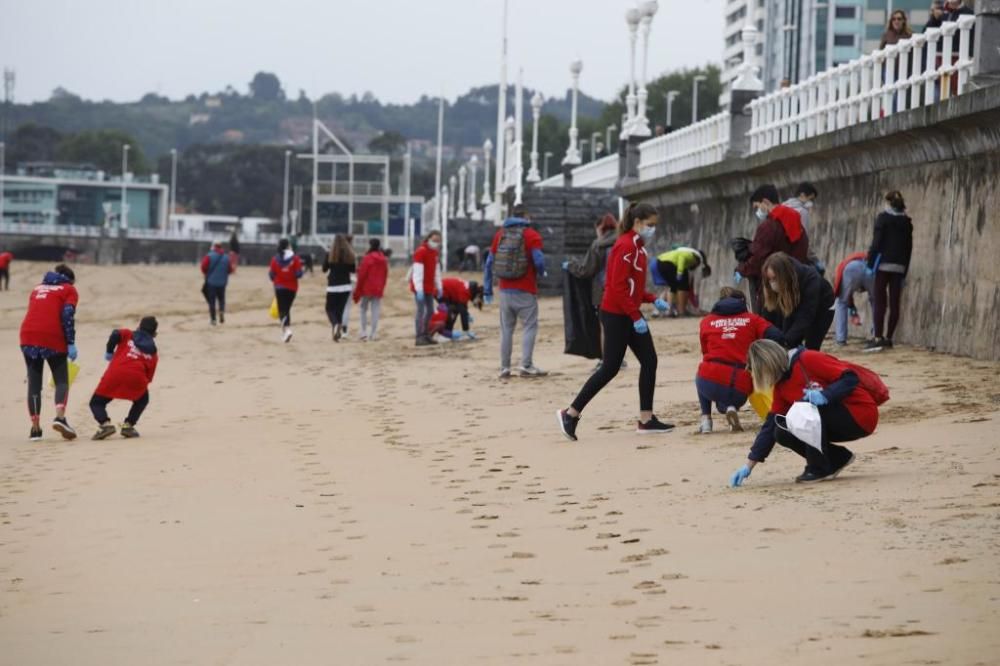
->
[[368, 130, 407, 156], [57, 130, 148, 174], [596, 65, 723, 134], [249, 72, 284, 101], [7, 123, 63, 165]]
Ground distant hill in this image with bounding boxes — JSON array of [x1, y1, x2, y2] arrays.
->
[[2, 79, 608, 162]]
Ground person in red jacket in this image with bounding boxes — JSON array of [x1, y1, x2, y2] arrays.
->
[[0, 250, 13, 290], [729, 339, 880, 487], [557, 202, 673, 441], [353, 238, 389, 341], [268, 238, 303, 343], [19, 264, 80, 441], [90, 317, 159, 440], [439, 277, 484, 340], [697, 287, 784, 434], [736, 184, 810, 312], [411, 230, 443, 346]]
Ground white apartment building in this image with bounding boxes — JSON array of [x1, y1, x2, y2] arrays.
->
[[720, 0, 768, 108]]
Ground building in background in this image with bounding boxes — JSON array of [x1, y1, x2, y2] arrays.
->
[[720, 0, 768, 108]]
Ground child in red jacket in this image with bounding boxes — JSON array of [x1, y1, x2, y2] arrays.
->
[[697, 287, 783, 434], [353, 238, 389, 341], [90, 317, 159, 440]]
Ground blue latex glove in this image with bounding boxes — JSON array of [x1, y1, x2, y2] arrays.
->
[[436, 288, 443, 299], [466, 331, 477, 340], [451, 331, 462, 341], [653, 298, 669, 312], [104, 352, 113, 362], [415, 292, 426, 304], [865, 266, 875, 277], [733, 271, 743, 285], [561, 260, 569, 271], [67, 344, 78, 361], [633, 318, 649, 334], [730, 464, 752, 487], [484, 294, 493, 305], [802, 389, 829, 406], [848, 306, 858, 318]]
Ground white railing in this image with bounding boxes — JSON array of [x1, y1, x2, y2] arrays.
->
[[748, 14, 976, 154], [0, 222, 104, 238], [0, 222, 285, 244], [638, 111, 731, 181], [536, 173, 564, 188], [570, 153, 619, 188]]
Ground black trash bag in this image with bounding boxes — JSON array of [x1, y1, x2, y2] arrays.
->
[[563, 270, 602, 359], [730, 237, 752, 263]]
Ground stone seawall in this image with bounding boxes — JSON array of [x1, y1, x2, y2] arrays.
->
[[623, 85, 1000, 361]]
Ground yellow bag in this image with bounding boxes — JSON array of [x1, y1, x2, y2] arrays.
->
[[269, 297, 279, 320], [51, 360, 80, 388], [749, 389, 773, 420]]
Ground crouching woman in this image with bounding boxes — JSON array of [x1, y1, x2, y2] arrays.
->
[[729, 339, 879, 486]]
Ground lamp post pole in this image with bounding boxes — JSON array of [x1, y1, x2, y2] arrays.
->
[[527, 92, 543, 182], [440, 185, 449, 269], [692, 75, 707, 124], [282, 149, 291, 237], [543, 151, 553, 180], [664, 90, 679, 130], [634, 0, 659, 137], [624, 7, 642, 136], [562, 60, 583, 166], [457, 165, 467, 217], [494, 0, 509, 224], [0, 142, 5, 227], [467, 154, 478, 215], [605, 124, 617, 154], [403, 143, 412, 254], [481, 139, 493, 206], [434, 95, 444, 228], [449, 175, 457, 219], [121, 144, 130, 230], [168, 148, 177, 235]]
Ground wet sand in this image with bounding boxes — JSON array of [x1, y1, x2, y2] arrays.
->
[[1, 262, 998, 665]]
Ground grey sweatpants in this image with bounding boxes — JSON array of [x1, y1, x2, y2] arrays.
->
[[834, 260, 873, 343], [360, 297, 382, 338], [499, 289, 538, 369]]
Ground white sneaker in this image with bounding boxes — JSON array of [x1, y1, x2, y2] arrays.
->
[[725, 406, 743, 432], [498, 367, 511, 379], [699, 415, 713, 434], [282, 327, 293, 343], [519, 365, 548, 377]]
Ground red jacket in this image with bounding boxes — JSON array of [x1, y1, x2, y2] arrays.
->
[[94, 329, 158, 401], [698, 298, 778, 395], [0, 252, 12, 269], [19, 276, 78, 353], [354, 251, 389, 301], [411, 243, 440, 295], [440, 277, 470, 304], [600, 230, 655, 321], [269, 251, 303, 292], [737, 205, 810, 278], [772, 350, 879, 433]]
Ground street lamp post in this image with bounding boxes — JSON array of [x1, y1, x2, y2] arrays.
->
[[624, 7, 642, 136], [664, 90, 679, 130], [605, 124, 617, 154], [467, 154, 478, 215], [481, 139, 493, 206], [692, 75, 707, 124], [121, 144, 130, 230], [168, 148, 177, 235], [634, 0, 659, 137], [526, 92, 543, 182], [282, 149, 291, 237], [457, 165, 467, 217], [504, 116, 515, 189], [448, 175, 457, 219], [562, 60, 583, 166], [0, 142, 5, 226], [543, 151, 553, 180]]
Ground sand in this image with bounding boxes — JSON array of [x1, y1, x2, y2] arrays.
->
[[0, 261, 998, 666]]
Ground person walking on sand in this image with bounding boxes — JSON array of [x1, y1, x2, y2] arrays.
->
[[353, 238, 389, 341], [269, 238, 303, 343], [0, 250, 13, 290], [729, 339, 881, 486], [19, 264, 80, 441], [864, 191, 913, 353], [484, 204, 548, 378], [832, 251, 874, 346], [761, 252, 835, 350], [201, 240, 233, 326], [697, 287, 784, 434], [412, 230, 443, 346], [90, 317, 159, 440], [557, 202, 674, 441], [322, 234, 356, 342]]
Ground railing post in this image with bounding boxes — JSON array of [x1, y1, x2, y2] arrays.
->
[[882, 46, 897, 115], [923, 28, 940, 105], [972, 1, 1000, 87], [896, 40, 911, 112], [910, 33, 927, 110], [956, 14, 975, 92], [940, 22, 957, 99]]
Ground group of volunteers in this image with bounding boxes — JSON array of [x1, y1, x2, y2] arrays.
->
[[18, 264, 160, 442], [556, 182, 910, 488]]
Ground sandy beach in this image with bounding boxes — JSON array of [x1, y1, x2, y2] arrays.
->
[[1, 261, 998, 666]]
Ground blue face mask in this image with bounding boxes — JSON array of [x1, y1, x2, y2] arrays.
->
[[638, 226, 656, 241]]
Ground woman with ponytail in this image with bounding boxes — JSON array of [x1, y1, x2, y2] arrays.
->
[[557, 202, 673, 441]]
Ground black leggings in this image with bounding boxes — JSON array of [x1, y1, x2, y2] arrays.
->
[[445, 302, 470, 332], [325, 292, 350, 327], [204, 285, 226, 320], [90, 392, 149, 425], [0, 268, 8, 290], [24, 353, 69, 417], [775, 401, 868, 475], [803, 308, 835, 350], [872, 271, 903, 340], [571, 311, 658, 413], [275, 288, 297, 326]]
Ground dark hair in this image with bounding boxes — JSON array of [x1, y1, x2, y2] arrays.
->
[[696, 249, 712, 278], [885, 190, 906, 211], [384, 248, 393, 259], [468, 281, 484, 310], [596, 213, 617, 234], [54, 264, 75, 284], [329, 234, 356, 264], [369, 238, 381, 253], [796, 182, 818, 198], [620, 202, 658, 232], [750, 184, 780, 205], [278, 238, 290, 252], [719, 286, 745, 300], [422, 230, 441, 243], [139, 316, 158, 337], [512, 204, 528, 218]]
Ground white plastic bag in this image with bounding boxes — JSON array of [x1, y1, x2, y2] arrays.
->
[[776, 401, 823, 452]]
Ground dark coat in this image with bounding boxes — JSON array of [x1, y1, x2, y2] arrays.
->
[[763, 259, 835, 349], [866, 209, 913, 274]]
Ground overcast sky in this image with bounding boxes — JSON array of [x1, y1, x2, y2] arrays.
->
[[1, 0, 724, 105]]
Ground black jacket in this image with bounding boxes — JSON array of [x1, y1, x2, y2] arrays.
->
[[764, 259, 835, 349], [322, 259, 355, 287], [866, 209, 913, 274]]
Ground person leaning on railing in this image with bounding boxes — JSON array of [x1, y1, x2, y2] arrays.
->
[[925, 0, 945, 29], [880, 10, 913, 49]]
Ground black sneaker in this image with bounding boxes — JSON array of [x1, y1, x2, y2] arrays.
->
[[210, 318, 217, 326], [29, 426, 43, 442], [829, 453, 856, 479], [557, 409, 579, 442], [415, 336, 433, 347], [120, 422, 140, 439], [636, 416, 675, 434], [795, 468, 834, 483], [883, 339, 893, 350], [862, 338, 884, 353], [52, 417, 77, 440], [92, 423, 117, 440], [219, 312, 225, 324]]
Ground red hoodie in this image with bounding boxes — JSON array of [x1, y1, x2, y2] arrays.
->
[[354, 251, 389, 301], [833, 252, 867, 297], [771, 350, 879, 434], [698, 299, 778, 395], [600, 230, 656, 321], [737, 204, 809, 278], [441, 278, 470, 304], [411, 243, 439, 295], [94, 329, 158, 401], [269, 251, 303, 292]]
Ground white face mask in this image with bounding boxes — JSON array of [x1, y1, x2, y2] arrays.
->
[[638, 226, 656, 241], [804, 200, 814, 209], [428, 240, 440, 250], [755, 208, 768, 221], [768, 279, 780, 292]]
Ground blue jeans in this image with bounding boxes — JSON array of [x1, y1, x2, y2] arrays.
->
[[695, 375, 747, 416]]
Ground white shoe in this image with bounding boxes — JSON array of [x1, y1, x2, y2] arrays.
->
[[282, 327, 293, 343], [519, 365, 548, 377], [699, 416, 713, 434], [725, 406, 743, 432]]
